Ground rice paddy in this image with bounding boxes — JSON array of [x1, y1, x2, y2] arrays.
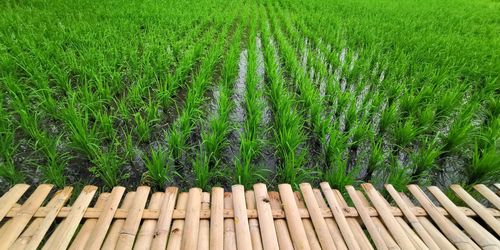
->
[[0, 0, 499, 192]]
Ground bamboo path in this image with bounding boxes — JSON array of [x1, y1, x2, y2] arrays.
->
[[0, 183, 499, 249]]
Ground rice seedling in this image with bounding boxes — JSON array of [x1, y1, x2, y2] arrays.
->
[[142, 146, 173, 189], [0, 0, 497, 192]]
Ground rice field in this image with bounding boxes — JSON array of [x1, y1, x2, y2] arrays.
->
[[0, 0, 499, 192]]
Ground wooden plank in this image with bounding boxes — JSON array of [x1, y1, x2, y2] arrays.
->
[[68, 193, 110, 250], [246, 190, 263, 250], [319, 182, 359, 250], [134, 192, 164, 250], [0, 184, 53, 249], [253, 183, 279, 250], [361, 183, 415, 249], [345, 186, 388, 250], [385, 184, 440, 250], [42, 185, 97, 250], [9, 217, 42, 249], [451, 184, 500, 236], [427, 186, 500, 249], [209, 187, 224, 250], [12, 187, 74, 250], [294, 191, 321, 250], [116, 186, 151, 250], [101, 192, 136, 250], [231, 185, 252, 250], [84, 186, 126, 250], [313, 189, 348, 250], [5, 202, 498, 219], [197, 192, 210, 250], [474, 184, 500, 210], [278, 184, 310, 250], [24, 187, 73, 250], [151, 187, 179, 250], [268, 192, 294, 249], [180, 188, 202, 250], [399, 193, 456, 249], [408, 184, 480, 250], [223, 192, 237, 250], [299, 183, 336, 250], [0, 184, 30, 222], [332, 189, 373, 250], [166, 192, 189, 250]]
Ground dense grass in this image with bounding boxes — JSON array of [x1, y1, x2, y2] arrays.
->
[[0, 0, 498, 191]]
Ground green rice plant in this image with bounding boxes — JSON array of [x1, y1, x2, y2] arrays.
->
[[192, 151, 212, 190], [366, 137, 385, 181], [261, 14, 310, 186], [387, 161, 412, 192], [89, 142, 126, 189], [203, 89, 233, 161], [94, 110, 115, 140], [417, 104, 437, 132], [350, 120, 373, 148], [324, 158, 356, 190], [482, 97, 500, 125], [236, 16, 267, 188], [63, 105, 100, 158], [392, 118, 420, 148], [143, 147, 173, 189], [435, 87, 464, 117], [410, 139, 442, 179], [0, 158, 24, 186], [465, 144, 500, 185], [441, 113, 474, 153], [133, 112, 153, 143], [379, 102, 398, 133]]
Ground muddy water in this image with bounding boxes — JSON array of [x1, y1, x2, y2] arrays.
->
[[225, 50, 248, 165], [256, 36, 277, 173]]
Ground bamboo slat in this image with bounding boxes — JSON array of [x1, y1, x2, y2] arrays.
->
[[209, 187, 224, 250], [245, 190, 263, 250], [42, 185, 97, 250], [197, 192, 211, 250], [84, 186, 125, 250], [0, 183, 29, 222], [166, 193, 188, 250], [151, 186, 179, 250], [134, 192, 164, 250], [69, 192, 110, 250], [0, 182, 498, 249], [253, 183, 278, 250], [0, 184, 53, 249], [320, 182, 359, 250]]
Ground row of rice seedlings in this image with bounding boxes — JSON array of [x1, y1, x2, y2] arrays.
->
[[267, 5, 328, 155], [192, 17, 245, 190], [260, 10, 311, 187], [62, 17, 219, 189], [269, 5, 360, 189], [276, 6, 401, 189], [293, 0, 500, 188], [196, 38, 244, 188], [148, 16, 236, 189], [235, 12, 267, 189], [3, 77, 68, 187], [0, 91, 24, 185]]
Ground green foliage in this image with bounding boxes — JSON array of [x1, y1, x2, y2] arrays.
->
[[143, 147, 172, 189], [0, 0, 497, 190]]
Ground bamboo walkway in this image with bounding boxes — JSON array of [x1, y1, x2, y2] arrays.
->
[[0, 183, 499, 249]]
